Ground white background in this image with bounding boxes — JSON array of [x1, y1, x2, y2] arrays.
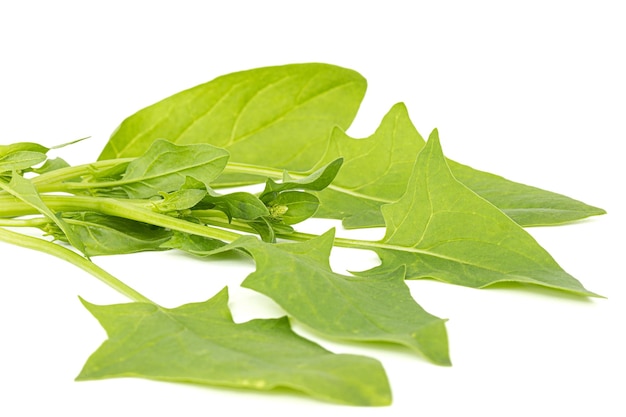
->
[[1, 1, 624, 416]]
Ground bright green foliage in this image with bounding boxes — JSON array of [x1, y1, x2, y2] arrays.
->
[[32, 157, 70, 174], [0, 172, 86, 254], [366, 130, 598, 297], [448, 161, 606, 226], [161, 231, 226, 254], [0, 142, 49, 157], [207, 231, 451, 365], [313, 103, 605, 228], [77, 287, 392, 406], [258, 158, 344, 202], [0, 150, 47, 172], [99, 62, 604, 226], [0, 62, 607, 407], [45, 212, 172, 256], [87, 139, 229, 198], [266, 191, 319, 225], [201, 188, 270, 221], [153, 188, 208, 213], [99, 63, 366, 175]]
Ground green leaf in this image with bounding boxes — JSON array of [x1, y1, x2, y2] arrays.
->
[[32, 157, 71, 174], [46, 212, 172, 256], [447, 161, 607, 226], [77, 287, 391, 406], [153, 189, 208, 213], [0, 151, 47, 172], [89, 140, 229, 199], [200, 188, 270, 221], [258, 158, 343, 203], [160, 231, 227, 254], [209, 231, 450, 365], [266, 191, 319, 225], [313, 103, 605, 228], [0, 142, 49, 157], [99, 63, 366, 176], [246, 216, 289, 243], [365, 130, 599, 297], [313, 103, 423, 227]]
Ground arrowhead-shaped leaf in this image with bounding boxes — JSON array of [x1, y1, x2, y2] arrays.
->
[[77, 287, 392, 406], [313, 103, 604, 228], [447, 160, 606, 226], [365, 130, 598, 297], [99, 63, 366, 175], [208, 231, 450, 365]]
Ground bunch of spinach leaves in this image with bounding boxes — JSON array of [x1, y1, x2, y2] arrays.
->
[[0, 63, 605, 406]]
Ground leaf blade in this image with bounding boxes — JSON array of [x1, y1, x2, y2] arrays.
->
[[209, 231, 450, 365], [77, 287, 391, 406], [313, 103, 605, 228], [368, 130, 598, 297], [99, 63, 366, 175]]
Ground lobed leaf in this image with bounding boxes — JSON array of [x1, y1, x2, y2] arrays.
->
[[313, 103, 605, 228], [365, 130, 599, 297], [97, 64, 603, 227], [208, 231, 451, 365], [77, 287, 392, 406], [448, 161, 606, 226]]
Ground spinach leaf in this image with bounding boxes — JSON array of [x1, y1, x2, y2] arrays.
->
[[100, 63, 603, 227], [0, 150, 47, 173], [77, 139, 229, 198], [44, 212, 172, 256], [362, 130, 598, 297], [313, 103, 605, 228], [78, 287, 392, 406], [195, 230, 451, 365], [32, 157, 70, 174], [258, 158, 344, 203], [0, 141, 49, 157], [0, 63, 607, 408], [99, 63, 366, 176], [199, 188, 270, 221]]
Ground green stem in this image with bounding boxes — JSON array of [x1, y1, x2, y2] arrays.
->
[[0, 194, 243, 243], [199, 214, 440, 258], [222, 162, 394, 204], [199, 215, 377, 249], [0, 227, 153, 303], [0, 216, 49, 228], [28, 158, 134, 193], [224, 162, 297, 180]]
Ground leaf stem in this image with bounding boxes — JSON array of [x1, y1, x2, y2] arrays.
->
[[0, 194, 243, 243], [28, 158, 135, 192], [0, 227, 153, 303], [0, 216, 49, 228]]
